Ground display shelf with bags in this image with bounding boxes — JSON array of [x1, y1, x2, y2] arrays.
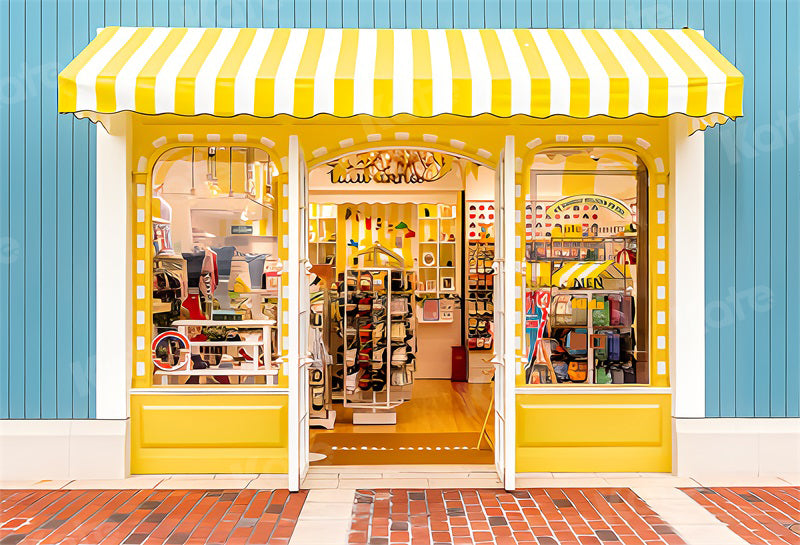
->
[[526, 288, 639, 385]]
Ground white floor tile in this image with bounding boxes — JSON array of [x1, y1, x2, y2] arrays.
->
[[297, 501, 353, 520], [603, 476, 698, 487], [289, 519, 350, 545], [516, 472, 554, 479], [642, 498, 720, 524], [156, 478, 251, 490], [64, 478, 163, 490], [305, 489, 356, 504], [301, 478, 340, 489], [670, 523, 750, 545], [215, 473, 258, 479], [544, 478, 610, 488], [693, 475, 790, 487], [336, 478, 429, 489], [247, 477, 289, 490], [632, 486, 691, 500], [777, 473, 800, 485], [387, 472, 471, 479], [0, 480, 71, 490]]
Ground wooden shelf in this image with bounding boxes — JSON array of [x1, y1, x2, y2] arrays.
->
[[190, 341, 262, 347], [172, 319, 277, 327], [155, 368, 278, 377]]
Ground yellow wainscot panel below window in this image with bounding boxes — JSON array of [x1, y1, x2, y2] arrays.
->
[[516, 393, 671, 473], [131, 394, 288, 474]]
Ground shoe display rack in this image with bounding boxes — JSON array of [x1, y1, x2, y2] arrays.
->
[[341, 245, 416, 425], [466, 240, 495, 352]]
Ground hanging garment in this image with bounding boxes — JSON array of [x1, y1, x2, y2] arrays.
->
[[211, 246, 236, 277], [202, 248, 219, 292], [181, 293, 205, 320], [182, 251, 205, 288], [229, 257, 251, 291], [246, 254, 267, 288]]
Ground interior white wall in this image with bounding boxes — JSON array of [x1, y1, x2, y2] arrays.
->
[[96, 115, 133, 421], [668, 118, 706, 419]]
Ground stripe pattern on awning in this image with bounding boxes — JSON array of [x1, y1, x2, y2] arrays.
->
[[59, 27, 743, 121], [550, 260, 625, 288]]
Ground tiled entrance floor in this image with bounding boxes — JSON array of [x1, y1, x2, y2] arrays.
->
[[681, 487, 800, 545], [347, 488, 685, 545], [0, 489, 307, 545]]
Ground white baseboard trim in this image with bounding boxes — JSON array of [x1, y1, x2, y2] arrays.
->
[[674, 417, 800, 477], [0, 420, 130, 480]]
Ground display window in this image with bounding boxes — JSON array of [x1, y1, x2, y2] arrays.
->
[[524, 148, 649, 386], [148, 145, 282, 387]]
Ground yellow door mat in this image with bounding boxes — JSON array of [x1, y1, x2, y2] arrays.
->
[[309, 432, 493, 465]]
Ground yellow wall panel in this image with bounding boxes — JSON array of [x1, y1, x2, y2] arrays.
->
[[516, 393, 671, 472], [131, 394, 289, 474]]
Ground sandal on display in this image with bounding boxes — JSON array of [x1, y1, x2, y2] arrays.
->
[[345, 371, 357, 394], [331, 369, 344, 391], [371, 369, 386, 392], [309, 368, 324, 386], [358, 370, 372, 390], [311, 386, 325, 411]]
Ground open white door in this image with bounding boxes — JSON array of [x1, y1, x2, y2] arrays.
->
[[288, 135, 311, 491], [493, 136, 516, 490]]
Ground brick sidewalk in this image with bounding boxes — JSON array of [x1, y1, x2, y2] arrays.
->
[[0, 489, 307, 545], [348, 488, 684, 545], [2, 486, 799, 545], [681, 487, 800, 545]]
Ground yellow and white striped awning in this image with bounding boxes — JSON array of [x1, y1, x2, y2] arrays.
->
[[59, 27, 742, 122], [550, 260, 626, 288]]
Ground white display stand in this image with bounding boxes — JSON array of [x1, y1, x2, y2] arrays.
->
[[342, 245, 415, 424], [159, 319, 279, 385]]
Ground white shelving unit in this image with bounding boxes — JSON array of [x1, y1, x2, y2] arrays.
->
[[417, 204, 459, 297], [309, 204, 337, 265], [156, 319, 279, 386]]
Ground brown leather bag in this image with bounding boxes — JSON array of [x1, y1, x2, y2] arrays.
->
[[568, 360, 588, 382]]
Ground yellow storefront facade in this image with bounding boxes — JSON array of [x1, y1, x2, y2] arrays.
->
[[59, 27, 742, 490]]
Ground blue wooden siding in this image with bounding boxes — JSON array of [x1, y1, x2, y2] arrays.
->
[[0, 0, 797, 418]]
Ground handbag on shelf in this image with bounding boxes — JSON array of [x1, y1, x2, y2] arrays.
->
[[609, 294, 634, 326], [550, 295, 587, 327], [592, 295, 610, 327], [566, 329, 588, 356], [567, 360, 588, 382]]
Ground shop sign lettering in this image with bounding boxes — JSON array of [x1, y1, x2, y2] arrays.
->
[[548, 194, 632, 218], [327, 149, 453, 185]]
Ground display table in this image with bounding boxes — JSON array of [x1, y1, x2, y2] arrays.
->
[[165, 319, 278, 385]]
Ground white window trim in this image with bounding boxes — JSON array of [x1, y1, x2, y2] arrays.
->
[[669, 117, 706, 418]]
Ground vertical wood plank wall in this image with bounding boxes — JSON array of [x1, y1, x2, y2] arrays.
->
[[0, 0, 797, 419]]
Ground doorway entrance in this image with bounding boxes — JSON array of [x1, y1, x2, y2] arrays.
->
[[293, 145, 507, 470]]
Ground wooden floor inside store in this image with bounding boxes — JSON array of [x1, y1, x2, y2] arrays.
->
[[310, 379, 494, 465]]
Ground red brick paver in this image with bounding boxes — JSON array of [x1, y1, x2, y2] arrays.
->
[[0, 489, 307, 545], [348, 489, 686, 545], [681, 486, 800, 545]]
